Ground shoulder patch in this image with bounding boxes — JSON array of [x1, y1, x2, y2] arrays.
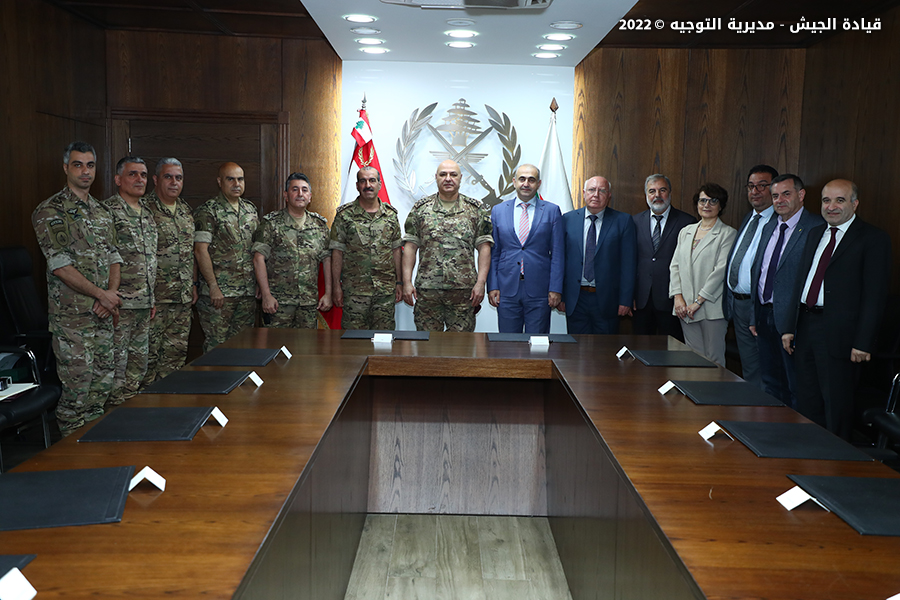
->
[[262, 211, 279, 222], [308, 211, 327, 224], [461, 195, 485, 209], [413, 197, 433, 209], [381, 202, 398, 213], [335, 202, 354, 214]]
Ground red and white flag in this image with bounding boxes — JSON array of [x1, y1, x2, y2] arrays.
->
[[340, 102, 391, 205]]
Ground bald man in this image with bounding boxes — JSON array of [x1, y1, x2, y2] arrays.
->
[[194, 162, 259, 352], [402, 160, 493, 332]]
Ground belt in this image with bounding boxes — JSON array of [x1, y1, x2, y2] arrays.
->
[[760, 302, 773, 309], [800, 304, 824, 314], [732, 292, 752, 300], [580, 285, 596, 293], [520, 273, 525, 280]]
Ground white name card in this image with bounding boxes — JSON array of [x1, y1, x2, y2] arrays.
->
[[129, 466, 166, 492], [372, 333, 394, 344], [246, 371, 263, 387], [208, 407, 228, 427], [885, 593, 900, 600], [658, 380, 676, 394], [0, 568, 36, 600], [616, 346, 630, 359], [698, 421, 733, 441], [776, 485, 829, 511], [279, 346, 292, 359], [529, 335, 550, 347]]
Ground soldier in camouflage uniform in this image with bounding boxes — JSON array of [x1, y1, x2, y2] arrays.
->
[[104, 156, 158, 407], [330, 167, 403, 330], [32, 141, 122, 436], [253, 173, 332, 329], [142, 158, 197, 385], [402, 160, 493, 332], [194, 162, 259, 352]]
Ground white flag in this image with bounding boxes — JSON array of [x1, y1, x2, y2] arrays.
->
[[538, 107, 574, 213]]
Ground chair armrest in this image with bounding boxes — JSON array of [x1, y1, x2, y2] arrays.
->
[[0, 346, 40, 384]]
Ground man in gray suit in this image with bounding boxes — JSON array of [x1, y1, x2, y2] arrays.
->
[[724, 165, 777, 389], [749, 174, 823, 407]]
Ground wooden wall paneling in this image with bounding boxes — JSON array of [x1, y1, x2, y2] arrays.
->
[[282, 39, 342, 225], [259, 123, 281, 215]]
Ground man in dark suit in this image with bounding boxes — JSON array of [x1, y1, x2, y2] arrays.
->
[[561, 176, 636, 334], [488, 164, 564, 333], [724, 165, 778, 389], [783, 179, 891, 439], [748, 174, 823, 407], [632, 174, 695, 341]]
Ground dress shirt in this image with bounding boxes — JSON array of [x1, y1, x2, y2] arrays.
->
[[648, 206, 670, 237], [730, 205, 775, 294], [756, 208, 803, 302], [580, 208, 604, 286], [800, 214, 855, 307], [514, 197, 536, 241]]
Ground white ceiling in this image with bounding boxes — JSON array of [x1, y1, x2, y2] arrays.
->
[[302, 0, 639, 67]]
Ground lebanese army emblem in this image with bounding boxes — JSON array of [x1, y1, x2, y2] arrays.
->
[[394, 99, 521, 208]]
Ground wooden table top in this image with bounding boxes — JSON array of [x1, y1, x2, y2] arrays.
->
[[3, 329, 899, 599]]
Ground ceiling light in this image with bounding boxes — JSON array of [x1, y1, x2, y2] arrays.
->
[[533, 52, 559, 59], [446, 30, 478, 38], [447, 41, 475, 48], [544, 33, 574, 41], [538, 44, 565, 51], [550, 21, 582, 30], [344, 14, 377, 23], [360, 47, 389, 54], [350, 27, 381, 35], [356, 38, 386, 45], [447, 18, 475, 27]]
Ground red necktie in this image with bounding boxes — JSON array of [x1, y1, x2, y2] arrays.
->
[[805, 227, 837, 307]]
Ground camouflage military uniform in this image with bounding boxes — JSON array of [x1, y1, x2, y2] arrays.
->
[[142, 191, 194, 384], [104, 194, 158, 407], [252, 208, 330, 329], [403, 193, 493, 332], [194, 193, 258, 352], [32, 187, 122, 435], [330, 198, 402, 330]]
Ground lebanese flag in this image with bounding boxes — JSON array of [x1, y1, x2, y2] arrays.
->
[[340, 106, 391, 205]]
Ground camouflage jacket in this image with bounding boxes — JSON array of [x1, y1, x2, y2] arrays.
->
[[32, 187, 123, 316], [403, 193, 493, 290], [252, 209, 330, 306], [103, 194, 158, 309], [329, 198, 402, 297], [145, 191, 195, 305], [193, 193, 258, 297]]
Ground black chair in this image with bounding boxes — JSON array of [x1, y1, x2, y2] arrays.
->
[[870, 372, 900, 453], [0, 346, 60, 472], [0, 246, 55, 382]]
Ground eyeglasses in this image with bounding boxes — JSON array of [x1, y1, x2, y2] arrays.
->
[[697, 197, 720, 206], [746, 182, 770, 191]]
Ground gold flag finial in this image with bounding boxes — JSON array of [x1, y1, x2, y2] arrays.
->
[[549, 98, 559, 113]]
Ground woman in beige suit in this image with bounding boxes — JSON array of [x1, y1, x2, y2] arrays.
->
[[669, 183, 737, 365]]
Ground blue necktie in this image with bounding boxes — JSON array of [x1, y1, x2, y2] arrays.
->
[[762, 223, 788, 303], [584, 215, 598, 283], [651, 215, 663, 253]]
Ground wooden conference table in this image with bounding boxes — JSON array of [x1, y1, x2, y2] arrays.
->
[[2, 329, 899, 599]]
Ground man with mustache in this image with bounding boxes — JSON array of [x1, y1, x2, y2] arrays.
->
[[194, 162, 259, 352], [32, 141, 122, 435], [330, 167, 403, 330]]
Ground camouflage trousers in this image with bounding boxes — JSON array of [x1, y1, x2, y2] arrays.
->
[[49, 312, 114, 436], [342, 294, 395, 330], [265, 304, 318, 329], [414, 288, 475, 332], [196, 295, 257, 353], [108, 307, 151, 408], [143, 302, 192, 386]]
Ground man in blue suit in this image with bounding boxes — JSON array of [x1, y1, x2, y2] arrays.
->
[[561, 176, 637, 334], [488, 164, 564, 333]]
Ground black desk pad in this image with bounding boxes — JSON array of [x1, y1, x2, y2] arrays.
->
[[0, 466, 133, 531], [672, 380, 785, 406], [0, 555, 35, 575], [77, 407, 216, 442], [191, 348, 281, 367], [141, 370, 252, 395], [629, 349, 717, 368], [487, 333, 577, 343], [341, 330, 430, 341], [787, 475, 900, 536], [718, 421, 873, 461]]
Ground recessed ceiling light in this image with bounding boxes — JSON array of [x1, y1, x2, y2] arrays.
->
[[538, 44, 566, 51], [533, 52, 559, 59], [550, 21, 582, 30], [447, 41, 475, 49], [344, 14, 377, 23], [360, 47, 389, 54], [446, 30, 478, 38], [356, 38, 385, 45], [544, 33, 574, 41], [350, 27, 381, 35], [447, 18, 475, 27]]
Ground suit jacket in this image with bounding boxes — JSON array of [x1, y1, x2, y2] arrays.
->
[[633, 207, 696, 311], [784, 217, 892, 358], [724, 209, 776, 320], [562, 206, 637, 317], [749, 208, 824, 334], [488, 197, 564, 298], [668, 219, 737, 321]]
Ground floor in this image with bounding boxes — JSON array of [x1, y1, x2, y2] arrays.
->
[[344, 514, 573, 600]]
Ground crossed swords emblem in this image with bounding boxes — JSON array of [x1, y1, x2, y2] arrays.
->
[[426, 123, 500, 205]]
